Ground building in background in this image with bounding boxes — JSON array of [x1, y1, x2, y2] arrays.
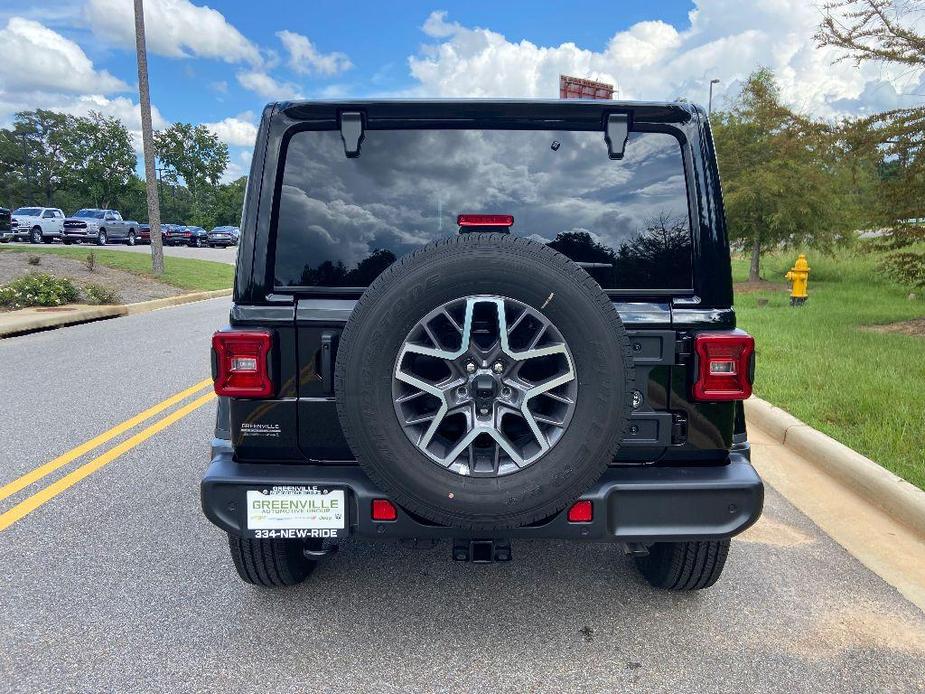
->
[[559, 75, 614, 100]]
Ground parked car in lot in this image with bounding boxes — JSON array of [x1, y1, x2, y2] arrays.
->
[[62, 209, 139, 245], [207, 225, 240, 247], [162, 223, 188, 246], [163, 225, 209, 247], [138, 222, 181, 244], [185, 226, 209, 247], [0, 207, 12, 242], [10, 207, 65, 243], [203, 99, 761, 592]]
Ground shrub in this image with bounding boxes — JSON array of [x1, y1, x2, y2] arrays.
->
[[881, 251, 925, 288], [85, 250, 96, 273], [82, 283, 120, 305], [27, 255, 41, 266], [0, 273, 80, 310]]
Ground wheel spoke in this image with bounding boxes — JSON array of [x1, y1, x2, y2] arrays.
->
[[422, 321, 442, 350], [527, 324, 547, 350], [442, 309, 463, 333]]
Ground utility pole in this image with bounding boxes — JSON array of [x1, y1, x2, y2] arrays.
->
[[708, 78, 720, 117], [133, 0, 164, 275]]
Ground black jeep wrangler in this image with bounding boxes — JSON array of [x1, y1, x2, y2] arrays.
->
[[202, 99, 762, 590]]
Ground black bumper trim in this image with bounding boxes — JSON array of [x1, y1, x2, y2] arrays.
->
[[202, 448, 763, 542]]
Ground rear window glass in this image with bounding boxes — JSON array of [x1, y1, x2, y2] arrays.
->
[[274, 128, 692, 290]]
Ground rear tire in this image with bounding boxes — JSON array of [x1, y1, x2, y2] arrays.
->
[[635, 540, 730, 591], [227, 534, 317, 587]]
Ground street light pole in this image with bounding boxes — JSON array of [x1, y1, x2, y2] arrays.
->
[[133, 0, 164, 275], [708, 78, 720, 117]]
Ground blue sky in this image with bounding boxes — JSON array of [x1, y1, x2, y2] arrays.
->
[[0, 0, 921, 180]]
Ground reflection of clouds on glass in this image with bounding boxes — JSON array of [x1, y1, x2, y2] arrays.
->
[[275, 128, 690, 288]]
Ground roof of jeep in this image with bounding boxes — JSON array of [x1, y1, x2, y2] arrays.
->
[[275, 98, 701, 126]]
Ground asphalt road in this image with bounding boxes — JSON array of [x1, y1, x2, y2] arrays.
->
[[2, 239, 238, 264], [1, 299, 924, 693]]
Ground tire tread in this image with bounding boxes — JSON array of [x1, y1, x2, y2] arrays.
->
[[227, 535, 314, 587], [635, 540, 730, 591]]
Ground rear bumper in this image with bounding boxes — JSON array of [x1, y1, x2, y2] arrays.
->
[[201, 447, 763, 542]]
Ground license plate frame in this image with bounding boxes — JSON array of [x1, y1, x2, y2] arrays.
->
[[244, 486, 347, 540]]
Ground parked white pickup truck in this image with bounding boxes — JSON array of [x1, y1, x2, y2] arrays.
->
[[10, 207, 65, 243]]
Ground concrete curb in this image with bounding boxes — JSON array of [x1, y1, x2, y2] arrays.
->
[[0, 288, 231, 338], [745, 396, 925, 537], [122, 288, 232, 315]]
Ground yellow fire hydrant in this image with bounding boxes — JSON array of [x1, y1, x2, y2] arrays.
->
[[785, 254, 810, 306]]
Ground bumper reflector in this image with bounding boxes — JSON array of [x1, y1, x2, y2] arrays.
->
[[567, 500, 593, 523], [371, 499, 398, 521]]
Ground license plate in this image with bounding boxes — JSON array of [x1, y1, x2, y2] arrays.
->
[[246, 486, 345, 539]]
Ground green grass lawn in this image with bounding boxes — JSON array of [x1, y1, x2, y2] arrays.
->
[[733, 250, 925, 489], [0, 245, 234, 292]]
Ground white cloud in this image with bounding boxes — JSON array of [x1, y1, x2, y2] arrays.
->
[[277, 30, 352, 76], [84, 0, 261, 65], [236, 70, 302, 100], [408, 2, 924, 118], [421, 10, 459, 39], [0, 17, 129, 94], [205, 113, 258, 148]]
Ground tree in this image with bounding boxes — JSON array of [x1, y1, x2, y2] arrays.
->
[[154, 122, 229, 192], [817, 0, 925, 286], [0, 110, 76, 206], [711, 69, 854, 281], [65, 111, 136, 209]]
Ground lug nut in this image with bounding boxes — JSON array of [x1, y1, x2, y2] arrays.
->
[[492, 361, 504, 374], [479, 407, 489, 415], [500, 386, 512, 398], [456, 386, 468, 398], [465, 361, 477, 374]]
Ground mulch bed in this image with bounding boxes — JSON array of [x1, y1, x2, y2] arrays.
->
[[0, 251, 182, 309]]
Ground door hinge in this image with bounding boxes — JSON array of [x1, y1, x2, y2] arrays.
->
[[339, 111, 365, 158]]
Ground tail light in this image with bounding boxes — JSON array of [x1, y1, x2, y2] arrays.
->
[[691, 331, 755, 401], [212, 330, 274, 398]]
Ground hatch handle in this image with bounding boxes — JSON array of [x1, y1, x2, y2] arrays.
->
[[320, 330, 339, 394], [605, 113, 629, 160], [340, 112, 365, 158]]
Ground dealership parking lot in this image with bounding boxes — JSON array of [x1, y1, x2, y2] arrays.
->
[[1, 239, 238, 265], [1, 298, 923, 692]]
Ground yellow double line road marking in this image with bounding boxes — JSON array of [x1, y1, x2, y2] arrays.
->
[[0, 379, 216, 531]]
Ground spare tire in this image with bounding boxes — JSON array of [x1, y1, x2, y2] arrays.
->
[[335, 233, 634, 530]]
